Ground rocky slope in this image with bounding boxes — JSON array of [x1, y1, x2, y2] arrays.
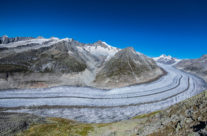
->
[[0, 36, 164, 89], [0, 112, 45, 136], [94, 47, 164, 88], [176, 55, 207, 82], [153, 54, 180, 65]]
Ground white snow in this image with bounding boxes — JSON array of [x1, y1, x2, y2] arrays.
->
[[153, 54, 181, 65], [83, 42, 119, 61]]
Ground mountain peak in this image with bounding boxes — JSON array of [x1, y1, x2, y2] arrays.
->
[[153, 54, 180, 65], [124, 47, 134, 50], [95, 40, 104, 44], [94, 46, 163, 88], [94, 40, 109, 47], [119, 47, 137, 55]]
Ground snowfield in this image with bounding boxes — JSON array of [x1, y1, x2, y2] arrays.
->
[[0, 64, 206, 123]]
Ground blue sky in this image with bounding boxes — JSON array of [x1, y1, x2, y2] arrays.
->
[[0, 0, 207, 58]]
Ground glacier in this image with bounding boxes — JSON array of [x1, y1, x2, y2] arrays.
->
[[0, 64, 206, 123]]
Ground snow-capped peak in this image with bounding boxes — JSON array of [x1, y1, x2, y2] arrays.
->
[[153, 54, 181, 65], [159, 54, 173, 60], [81, 40, 120, 61]]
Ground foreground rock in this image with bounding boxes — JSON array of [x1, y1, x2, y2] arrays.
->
[[0, 112, 45, 136], [176, 55, 207, 82]]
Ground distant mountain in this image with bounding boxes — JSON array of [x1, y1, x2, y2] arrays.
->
[[153, 54, 181, 65], [0, 36, 164, 89], [176, 55, 207, 82]]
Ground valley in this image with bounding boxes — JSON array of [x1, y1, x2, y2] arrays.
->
[[0, 63, 206, 123]]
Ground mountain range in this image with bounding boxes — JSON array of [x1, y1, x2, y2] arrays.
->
[[0, 36, 164, 89]]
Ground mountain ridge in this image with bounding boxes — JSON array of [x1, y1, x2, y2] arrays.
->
[[94, 47, 164, 88], [0, 36, 165, 89]]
